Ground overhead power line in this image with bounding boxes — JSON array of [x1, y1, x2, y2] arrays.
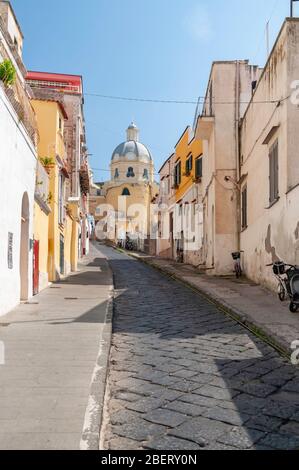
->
[[85, 93, 198, 105], [85, 92, 290, 106]]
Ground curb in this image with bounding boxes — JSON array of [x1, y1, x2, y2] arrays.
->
[[80, 277, 114, 451], [123, 250, 291, 360]]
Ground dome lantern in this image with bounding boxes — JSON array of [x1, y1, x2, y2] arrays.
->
[[127, 122, 139, 142]]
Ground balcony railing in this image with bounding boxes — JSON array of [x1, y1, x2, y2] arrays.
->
[[35, 161, 51, 212], [27, 79, 81, 94], [0, 79, 38, 145]]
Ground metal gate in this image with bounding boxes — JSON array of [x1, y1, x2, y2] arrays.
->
[[33, 240, 39, 296]]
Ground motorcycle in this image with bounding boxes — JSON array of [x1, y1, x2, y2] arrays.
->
[[125, 238, 134, 251], [267, 261, 299, 313], [232, 251, 244, 279]]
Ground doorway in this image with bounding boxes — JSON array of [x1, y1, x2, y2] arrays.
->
[[20, 192, 29, 301]]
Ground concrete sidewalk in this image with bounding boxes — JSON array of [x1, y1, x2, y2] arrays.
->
[[0, 243, 113, 450], [125, 251, 299, 357]]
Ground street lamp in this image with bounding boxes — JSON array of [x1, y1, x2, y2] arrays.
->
[[291, 0, 299, 17]]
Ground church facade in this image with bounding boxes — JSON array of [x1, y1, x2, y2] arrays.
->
[[92, 123, 159, 252]]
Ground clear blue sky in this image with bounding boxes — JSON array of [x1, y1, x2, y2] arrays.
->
[[12, 0, 292, 182]]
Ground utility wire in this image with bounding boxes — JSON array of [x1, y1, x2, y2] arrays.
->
[[85, 93, 198, 105], [85, 92, 290, 106]]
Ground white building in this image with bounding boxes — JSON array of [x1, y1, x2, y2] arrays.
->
[[0, 1, 37, 316], [240, 18, 299, 289], [195, 18, 299, 293], [195, 60, 262, 275]]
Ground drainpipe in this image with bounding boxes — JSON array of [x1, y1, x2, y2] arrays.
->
[[235, 61, 241, 251]]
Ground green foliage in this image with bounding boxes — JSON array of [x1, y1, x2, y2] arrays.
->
[[0, 59, 16, 86], [47, 192, 53, 204], [39, 156, 54, 167]]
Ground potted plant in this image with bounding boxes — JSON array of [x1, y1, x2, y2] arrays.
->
[[0, 59, 16, 86], [39, 156, 55, 175]]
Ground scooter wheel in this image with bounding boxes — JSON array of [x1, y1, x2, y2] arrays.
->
[[289, 303, 299, 313]]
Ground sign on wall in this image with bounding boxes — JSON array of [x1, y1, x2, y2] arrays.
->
[[7, 232, 13, 269]]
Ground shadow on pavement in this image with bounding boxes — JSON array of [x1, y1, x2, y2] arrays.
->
[[104, 252, 299, 450]]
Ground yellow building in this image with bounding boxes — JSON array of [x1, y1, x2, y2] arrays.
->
[[32, 99, 77, 283], [94, 123, 159, 252], [172, 127, 204, 265], [174, 127, 203, 201]]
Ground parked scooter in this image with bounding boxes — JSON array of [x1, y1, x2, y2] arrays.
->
[[125, 237, 134, 251], [267, 261, 299, 313], [231, 251, 244, 279]]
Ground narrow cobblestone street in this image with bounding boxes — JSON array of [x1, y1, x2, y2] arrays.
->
[[98, 245, 299, 451]]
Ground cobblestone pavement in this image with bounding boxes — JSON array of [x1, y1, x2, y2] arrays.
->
[[99, 245, 299, 451]]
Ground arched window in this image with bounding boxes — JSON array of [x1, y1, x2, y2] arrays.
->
[[143, 169, 149, 180], [114, 168, 119, 179], [127, 167, 135, 177], [122, 188, 131, 196]]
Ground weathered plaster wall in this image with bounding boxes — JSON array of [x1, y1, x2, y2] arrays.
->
[[240, 20, 299, 289], [0, 87, 36, 316]]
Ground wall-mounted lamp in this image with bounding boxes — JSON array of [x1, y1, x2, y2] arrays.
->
[[224, 176, 241, 191]]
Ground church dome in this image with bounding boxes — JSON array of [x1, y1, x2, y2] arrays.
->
[[111, 123, 152, 163]]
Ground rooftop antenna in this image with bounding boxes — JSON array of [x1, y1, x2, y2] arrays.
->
[[291, 0, 299, 17]]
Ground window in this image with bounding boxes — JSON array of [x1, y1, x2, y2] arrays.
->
[[269, 140, 279, 204], [241, 185, 248, 230], [185, 155, 193, 175], [174, 161, 181, 187], [97, 189, 102, 196], [195, 156, 203, 179], [122, 188, 131, 196], [127, 167, 135, 178], [143, 169, 149, 180], [59, 116, 62, 132], [114, 168, 119, 179]]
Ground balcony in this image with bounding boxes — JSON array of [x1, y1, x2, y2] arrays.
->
[[0, 16, 26, 78], [195, 115, 214, 140], [35, 161, 51, 214], [0, 61, 37, 147]]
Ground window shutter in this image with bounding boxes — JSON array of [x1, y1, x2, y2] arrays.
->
[[196, 158, 203, 179], [175, 161, 181, 186], [179, 161, 182, 184], [274, 142, 279, 200], [242, 186, 247, 229], [269, 140, 278, 204]]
